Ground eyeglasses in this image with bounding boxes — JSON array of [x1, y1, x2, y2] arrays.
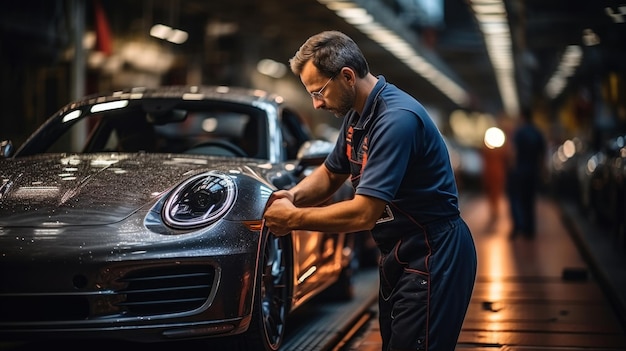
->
[[310, 75, 335, 101]]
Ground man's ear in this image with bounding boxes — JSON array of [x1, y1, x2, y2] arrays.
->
[[341, 67, 356, 85]]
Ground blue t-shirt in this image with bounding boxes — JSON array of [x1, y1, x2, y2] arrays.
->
[[325, 76, 459, 224]]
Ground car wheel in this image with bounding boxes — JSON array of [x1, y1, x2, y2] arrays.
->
[[241, 234, 290, 351]]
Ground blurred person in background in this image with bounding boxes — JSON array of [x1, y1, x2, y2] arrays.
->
[[507, 107, 547, 239], [481, 117, 512, 228]]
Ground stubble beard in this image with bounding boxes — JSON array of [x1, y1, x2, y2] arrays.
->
[[330, 87, 356, 118]]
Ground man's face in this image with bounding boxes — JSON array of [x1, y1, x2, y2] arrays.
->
[[301, 61, 354, 118]]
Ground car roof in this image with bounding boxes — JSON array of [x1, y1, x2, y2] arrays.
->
[[12, 85, 291, 160], [70, 85, 283, 108]]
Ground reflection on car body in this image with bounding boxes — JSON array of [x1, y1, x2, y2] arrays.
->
[[0, 85, 356, 350], [551, 134, 626, 252]]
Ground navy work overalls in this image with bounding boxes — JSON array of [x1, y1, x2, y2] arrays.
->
[[346, 119, 476, 351]]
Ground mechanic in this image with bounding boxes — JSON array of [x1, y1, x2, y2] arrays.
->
[[263, 30, 477, 351]]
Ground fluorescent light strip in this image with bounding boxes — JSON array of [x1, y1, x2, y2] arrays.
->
[[318, 0, 470, 107], [90, 100, 129, 113], [469, 0, 519, 116], [150, 24, 188, 44], [545, 45, 582, 99]]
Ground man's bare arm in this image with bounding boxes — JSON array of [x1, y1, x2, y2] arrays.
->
[[289, 164, 349, 207], [264, 194, 387, 235]]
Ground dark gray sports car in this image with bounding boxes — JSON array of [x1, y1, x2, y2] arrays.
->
[[0, 86, 356, 350]]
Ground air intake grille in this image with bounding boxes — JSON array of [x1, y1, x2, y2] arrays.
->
[[0, 264, 215, 322], [116, 265, 215, 315]]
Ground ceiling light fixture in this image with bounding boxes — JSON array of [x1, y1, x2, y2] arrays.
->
[[605, 5, 626, 24], [257, 59, 288, 79], [150, 24, 188, 44], [545, 45, 583, 99], [468, 0, 519, 117], [317, 0, 470, 107]]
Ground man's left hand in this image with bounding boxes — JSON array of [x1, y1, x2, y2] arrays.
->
[[263, 197, 296, 236]]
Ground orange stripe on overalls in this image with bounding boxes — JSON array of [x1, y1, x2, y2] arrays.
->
[[346, 125, 354, 159], [362, 136, 368, 170]]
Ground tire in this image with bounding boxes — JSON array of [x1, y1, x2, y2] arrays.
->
[[239, 234, 291, 351]]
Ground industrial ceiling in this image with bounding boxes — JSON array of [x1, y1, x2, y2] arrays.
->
[[1, 0, 625, 136], [103, 0, 626, 117]]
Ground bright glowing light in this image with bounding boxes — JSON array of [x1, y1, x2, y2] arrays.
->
[[182, 93, 204, 100], [318, 0, 470, 107], [90, 100, 129, 113], [469, 0, 519, 116], [168, 29, 188, 44], [150, 24, 170, 40], [562, 139, 576, 158], [256, 59, 287, 78], [150, 24, 188, 44], [586, 157, 598, 174], [556, 145, 568, 163], [61, 110, 82, 123], [202, 118, 218, 132], [484, 127, 505, 149], [545, 45, 582, 98]]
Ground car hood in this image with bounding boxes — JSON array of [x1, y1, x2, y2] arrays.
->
[[0, 153, 271, 227]]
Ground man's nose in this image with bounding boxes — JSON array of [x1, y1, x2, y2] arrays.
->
[[312, 99, 324, 109]]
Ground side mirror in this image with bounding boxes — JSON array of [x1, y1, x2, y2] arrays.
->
[[0, 140, 13, 158], [293, 140, 334, 177]]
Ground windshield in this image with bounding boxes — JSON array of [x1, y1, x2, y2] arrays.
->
[[21, 100, 269, 159]]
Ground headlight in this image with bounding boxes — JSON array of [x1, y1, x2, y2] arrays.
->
[[163, 172, 236, 229]]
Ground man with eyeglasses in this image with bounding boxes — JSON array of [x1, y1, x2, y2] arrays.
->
[[263, 30, 476, 351]]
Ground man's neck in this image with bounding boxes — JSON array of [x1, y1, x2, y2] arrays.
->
[[354, 73, 379, 115]]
